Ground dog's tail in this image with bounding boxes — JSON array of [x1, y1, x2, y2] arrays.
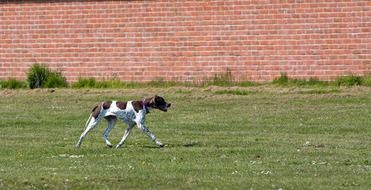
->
[[85, 103, 105, 127], [85, 113, 93, 128]]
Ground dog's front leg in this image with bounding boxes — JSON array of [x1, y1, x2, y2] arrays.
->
[[116, 124, 134, 148], [137, 123, 164, 147]]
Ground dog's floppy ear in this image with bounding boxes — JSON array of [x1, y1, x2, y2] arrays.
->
[[149, 96, 157, 105]]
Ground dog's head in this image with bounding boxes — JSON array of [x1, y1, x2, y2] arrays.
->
[[149, 95, 171, 112]]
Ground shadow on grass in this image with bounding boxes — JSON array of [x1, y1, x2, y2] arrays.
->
[[182, 142, 200, 147], [141, 142, 201, 149]]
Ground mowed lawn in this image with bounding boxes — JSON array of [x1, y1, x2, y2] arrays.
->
[[0, 86, 370, 189]]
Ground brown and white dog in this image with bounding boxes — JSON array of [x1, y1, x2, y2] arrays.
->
[[75, 95, 171, 148]]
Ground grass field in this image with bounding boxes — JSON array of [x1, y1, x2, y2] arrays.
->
[[0, 86, 370, 189]]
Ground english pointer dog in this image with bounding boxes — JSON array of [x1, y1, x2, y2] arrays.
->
[[75, 95, 171, 148]]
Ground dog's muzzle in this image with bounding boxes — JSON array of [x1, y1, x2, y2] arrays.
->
[[160, 103, 171, 112]]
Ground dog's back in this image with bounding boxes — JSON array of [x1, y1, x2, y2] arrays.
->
[[90, 101, 128, 119]]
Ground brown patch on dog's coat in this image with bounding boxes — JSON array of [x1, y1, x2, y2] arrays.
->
[[91, 105, 100, 119], [132, 101, 143, 112], [132, 97, 156, 112], [102, 101, 112, 109], [91, 101, 128, 119], [91, 101, 112, 119], [116, 101, 127, 110]]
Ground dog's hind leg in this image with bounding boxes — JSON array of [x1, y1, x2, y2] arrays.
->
[[102, 116, 116, 148], [75, 114, 103, 148], [116, 124, 134, 148]]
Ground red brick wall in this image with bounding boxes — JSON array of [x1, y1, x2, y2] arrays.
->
[[0, 0, 370, 82]]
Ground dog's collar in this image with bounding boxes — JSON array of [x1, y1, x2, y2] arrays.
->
[[142, 100, 150, 113]]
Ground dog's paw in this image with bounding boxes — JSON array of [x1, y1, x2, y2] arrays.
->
[[155, 140, 164, 148], [106, 144, 113, 148]]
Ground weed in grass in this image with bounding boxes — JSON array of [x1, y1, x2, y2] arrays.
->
[[44, 71, 68, 88], [362, 75, 371, 86], [72, 77, 97, 88], [71, 76, 253, 89], [272, 73, 289, 85], [72, 77, 191, 89], [0, 78, 27, 89], [27, 63, 50, 89], [335, 75, 363, 86], [291, 78, 331, 87], [146, 79, 188, 88], [5, 67, 371, 91], [273, 73, 331, 87], [201, 69, 255, 87], [95, 79, 128, 88], [202, 69, 233, 87], [237, 81, 255, 87], [27, 63, 68, 88], [211, 69, 233, 86], [72, 78, 136, 88]]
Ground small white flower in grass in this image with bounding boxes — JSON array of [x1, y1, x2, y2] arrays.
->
[[69, 155, 84, 159], [232, 170, 238, 175], [171, 157, 177, 162], [303, 141, 310, 146], [220, 154, 227, 159], [260, 170, 272, 175]]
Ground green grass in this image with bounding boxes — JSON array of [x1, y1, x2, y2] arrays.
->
[[272, 73, 371, 88], [0, 79, 27, 89], [335, 75, 363, 86], [0, 87, 371, 189], [72, 78, 194, 89], [201, 70, 255, 87], [72, 78, 136, 89], [273, 73, 331, 87], [213, 89, 256, 96], [71, 77, 254, 89]]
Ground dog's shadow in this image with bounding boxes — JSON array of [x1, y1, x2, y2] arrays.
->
[[182, 142, 199, 147], [142, 142, 200, 149]]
